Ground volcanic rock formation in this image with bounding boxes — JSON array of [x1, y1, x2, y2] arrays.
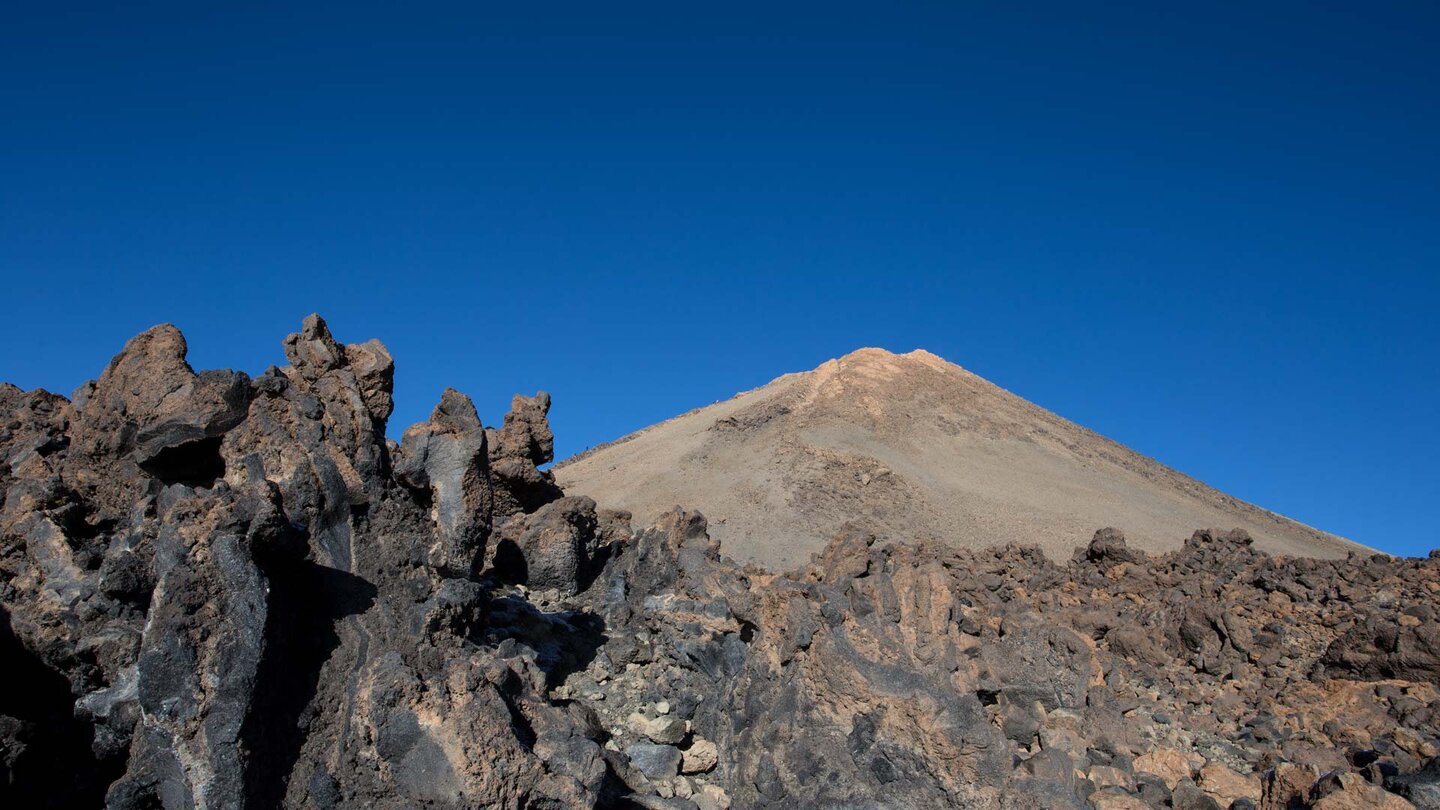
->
[[2, 318, 1436, 809], [556, 348, 1364, 568]]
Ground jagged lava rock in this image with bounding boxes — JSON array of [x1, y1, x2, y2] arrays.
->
[[1, 317, 1437, 810]]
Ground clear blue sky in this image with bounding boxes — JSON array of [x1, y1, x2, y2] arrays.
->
[[2, 3, 1436, 555]]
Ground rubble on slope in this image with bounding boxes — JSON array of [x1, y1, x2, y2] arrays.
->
[[1, 317, 1437, 809]]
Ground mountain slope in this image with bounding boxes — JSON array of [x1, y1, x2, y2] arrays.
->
[[556, 348, 1361, 567]]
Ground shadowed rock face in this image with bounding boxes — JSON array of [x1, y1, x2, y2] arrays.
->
[[2, 318, 1437, 809]]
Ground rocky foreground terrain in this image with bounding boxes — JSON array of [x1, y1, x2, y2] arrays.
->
[[2, 317, 1437, 809]]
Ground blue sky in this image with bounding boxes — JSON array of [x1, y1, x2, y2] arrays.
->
[[2, 2, 1436, 555]]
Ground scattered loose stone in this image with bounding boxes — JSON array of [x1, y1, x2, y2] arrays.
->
[[630, 712, 689, 745], [1198, 762, 1260, 807], [681, 739, 719, 774], [627, 743, 683, 781], [694, 784, 732, 810]]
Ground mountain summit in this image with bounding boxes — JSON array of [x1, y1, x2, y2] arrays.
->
[[556, 348, 1360, 567]]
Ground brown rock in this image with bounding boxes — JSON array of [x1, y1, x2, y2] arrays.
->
[[628, 712, 688, 746], [681, 739, 719, 774], [1394, 727, 1430, 758], [1090, 789, 1152, 810], [1311, 777, 1416, 809], [1134, 748, 1196, 789], [1260, 763, 1318, 810], [487, 392, 564, 514], [694, 784, 731, 810], [1088, 765, 1133, 791], [1199, 762, 1260, 807]]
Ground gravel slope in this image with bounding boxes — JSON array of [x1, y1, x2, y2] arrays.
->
[[555, 348, 1363, 568]]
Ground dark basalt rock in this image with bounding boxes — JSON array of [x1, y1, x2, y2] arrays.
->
[[487, 391, 564, 516], [1082, 526, 1145, 566], [1321, 615, 1440, 683], [395, 387, 492, 577], [489, 495, 604, 595], [627, 742, 683, 781], [2, 317, 1437, 809]]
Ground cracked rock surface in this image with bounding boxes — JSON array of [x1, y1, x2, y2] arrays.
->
[[2, 318, 1438, 809]]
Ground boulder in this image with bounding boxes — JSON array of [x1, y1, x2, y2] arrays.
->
[[1134, 748, 1197, 790], [627, 743, 683, 781], [396, 388, 492, 575], [489, 495, 601, 594], [682, 739, 719, 774]]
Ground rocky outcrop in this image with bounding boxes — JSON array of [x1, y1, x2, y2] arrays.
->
[[394, 388, 492, 576], [1, 316, 597, 808], [2, 318, 1437, 809], [489, 495, 605, 595], [488, 391, 563, 516]]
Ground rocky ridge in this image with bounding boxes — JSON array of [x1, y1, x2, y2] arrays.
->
[[1, 317, 1436, 809]]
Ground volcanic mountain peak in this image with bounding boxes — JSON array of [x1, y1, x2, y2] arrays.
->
[[557, 348, 1362, 568], [799, 347, 963, 402], [793, 346, 958, 385], [819, 345, 948, 369]]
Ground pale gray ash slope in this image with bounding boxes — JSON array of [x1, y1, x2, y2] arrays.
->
[[1, 318, 1436, 810], [556, 348, 1363, 569]]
